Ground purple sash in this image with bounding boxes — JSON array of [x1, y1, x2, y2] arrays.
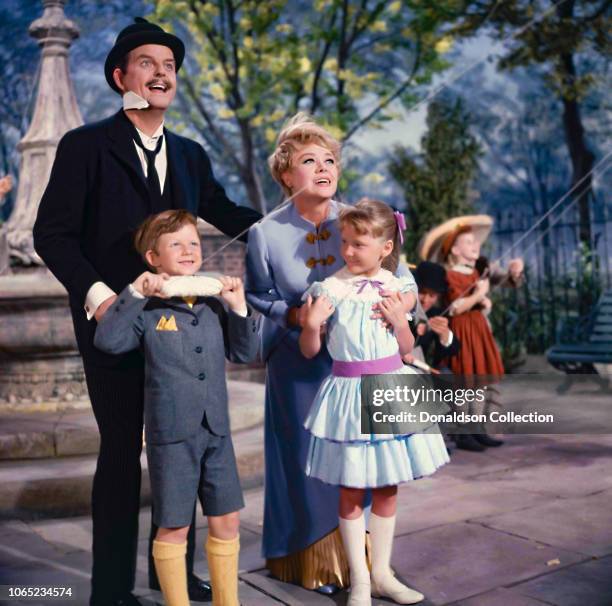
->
[[331, 353, 403, 377]]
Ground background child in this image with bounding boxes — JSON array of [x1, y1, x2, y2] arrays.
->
[[94, 209, 258, 606], [441, 226, 505, 450], [299, 199, 449, 605], [408, 260, 461, 370]]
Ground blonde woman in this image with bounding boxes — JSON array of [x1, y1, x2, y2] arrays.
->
[[246, 114, 350, 592]]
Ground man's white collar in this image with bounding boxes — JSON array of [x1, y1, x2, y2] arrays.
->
[[123, 91, 150, 111]]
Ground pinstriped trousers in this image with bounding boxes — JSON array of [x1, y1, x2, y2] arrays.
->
[[84, 362, 197, 603]]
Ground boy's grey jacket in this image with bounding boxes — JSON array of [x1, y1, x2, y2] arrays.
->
[[94, 286, 259, 444]]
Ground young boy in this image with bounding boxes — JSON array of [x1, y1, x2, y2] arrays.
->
[[408, 261, 461, 369], [94, 209, 258, 606]]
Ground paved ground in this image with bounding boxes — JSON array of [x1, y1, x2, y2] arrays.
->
[[1, 430, 611, 606]]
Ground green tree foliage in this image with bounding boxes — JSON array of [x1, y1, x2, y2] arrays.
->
[[451, 0, 611, 250], [388, 96, 481, 260], [152, 0, 461, 212]]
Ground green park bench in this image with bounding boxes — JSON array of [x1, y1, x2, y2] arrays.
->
[[546, 289, 612, 392]]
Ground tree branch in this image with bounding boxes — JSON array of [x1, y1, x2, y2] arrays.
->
[[182, 74, 244, 171], [343, 36, 422, 142], [310, 8, 338, 113]]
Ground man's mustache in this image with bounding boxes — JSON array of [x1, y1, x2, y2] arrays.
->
[[146, 79, 173, 90]]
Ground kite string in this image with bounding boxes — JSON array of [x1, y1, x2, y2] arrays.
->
[[201, 0, 574, 268], [200, 185, 309, 267], [437, 152, 612, 318]]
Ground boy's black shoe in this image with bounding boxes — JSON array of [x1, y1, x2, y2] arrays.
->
[[150, 574, 213, 602], [90, 593, 141, 606], [474, 433, 504, 447], [114, 595, 142, 606], [455, 434, 487, 452]]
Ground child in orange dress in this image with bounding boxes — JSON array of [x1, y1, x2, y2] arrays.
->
[[441, 225, 505, 450]]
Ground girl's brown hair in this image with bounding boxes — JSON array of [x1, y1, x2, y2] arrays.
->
[[338, 198, 403, 273], [268, 112, 341, 196], [134, 209, 199, 268]]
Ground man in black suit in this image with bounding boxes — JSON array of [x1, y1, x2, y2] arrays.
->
[[33, 18, 261, 606]]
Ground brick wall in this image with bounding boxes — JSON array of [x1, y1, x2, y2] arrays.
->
[[198, 220, 264, 380], [198, 220, 246, 277]]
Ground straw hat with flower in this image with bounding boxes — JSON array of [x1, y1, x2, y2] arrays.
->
[[417, 215, 494, 263]]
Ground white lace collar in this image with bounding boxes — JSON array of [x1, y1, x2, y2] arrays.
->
[[333, 266, 394, 284], [322, 266, 399, 301]]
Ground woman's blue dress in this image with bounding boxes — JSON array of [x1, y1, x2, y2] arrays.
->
[[245, 200, 345, 558]]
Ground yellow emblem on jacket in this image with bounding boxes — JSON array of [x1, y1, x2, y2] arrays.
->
[[156, 314, 178, 331]]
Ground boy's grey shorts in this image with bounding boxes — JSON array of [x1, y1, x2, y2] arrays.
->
[[147, 415, 244, 528]]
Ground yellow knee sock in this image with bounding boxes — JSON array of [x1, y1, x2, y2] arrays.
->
[[152, 539, 189, 606], [205, 534, 240, 606]]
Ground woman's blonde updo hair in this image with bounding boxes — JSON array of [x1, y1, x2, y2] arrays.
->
[[338, 198, 403, 273], [268, 112, 341, 196]]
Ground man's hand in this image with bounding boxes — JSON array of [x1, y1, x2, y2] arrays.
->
[[132, 271, 170, 298], [219, 275, 247, 313], [428, 316, 450, 343], [94, 294, 118, 322], [302, 294, 334, 330]]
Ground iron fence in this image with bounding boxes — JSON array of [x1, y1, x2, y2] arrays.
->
[[486, 203, 612, 363]]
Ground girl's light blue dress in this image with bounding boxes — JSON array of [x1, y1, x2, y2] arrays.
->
[[303, 267, 450, 488]]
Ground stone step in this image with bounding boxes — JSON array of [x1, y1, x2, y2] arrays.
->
[[0, 380, 264, 460], [0, 422, 264, 520]]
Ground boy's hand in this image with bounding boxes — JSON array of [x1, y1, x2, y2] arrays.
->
[[416, 321, 428, 337], [132, 271, 170, 298], [428, 316, 451, 344], [303, 295, 334, 330], [219, 276, 247, 313]]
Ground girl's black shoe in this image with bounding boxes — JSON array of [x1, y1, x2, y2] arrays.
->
[[474, 433, 504, 447], [455, 434, 487, 452]]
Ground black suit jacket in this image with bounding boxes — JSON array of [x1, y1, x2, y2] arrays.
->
[[33, 110, 261, 366], [414, 306, 461, 368]]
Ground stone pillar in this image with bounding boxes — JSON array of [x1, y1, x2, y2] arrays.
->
[[7, 0, 83, 266], [0, 1, 86, 410]]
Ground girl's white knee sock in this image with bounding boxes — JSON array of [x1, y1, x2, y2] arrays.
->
[[369, 512, 424, 604], [369, 511, 396, 582], [339, 514, 371, 604]]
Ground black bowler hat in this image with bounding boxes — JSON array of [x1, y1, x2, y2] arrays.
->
[[104, 17, 185, 93], [414, 261, 448, 294]]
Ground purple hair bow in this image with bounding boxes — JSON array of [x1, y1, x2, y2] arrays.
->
[[394, 211, 407, 245]]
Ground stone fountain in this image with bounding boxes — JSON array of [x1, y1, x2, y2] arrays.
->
[[0, 0, 86, 410], [0, 1, 254, 410]]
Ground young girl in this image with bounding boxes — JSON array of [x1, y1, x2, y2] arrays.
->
[[299, 199, 449, 606]]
